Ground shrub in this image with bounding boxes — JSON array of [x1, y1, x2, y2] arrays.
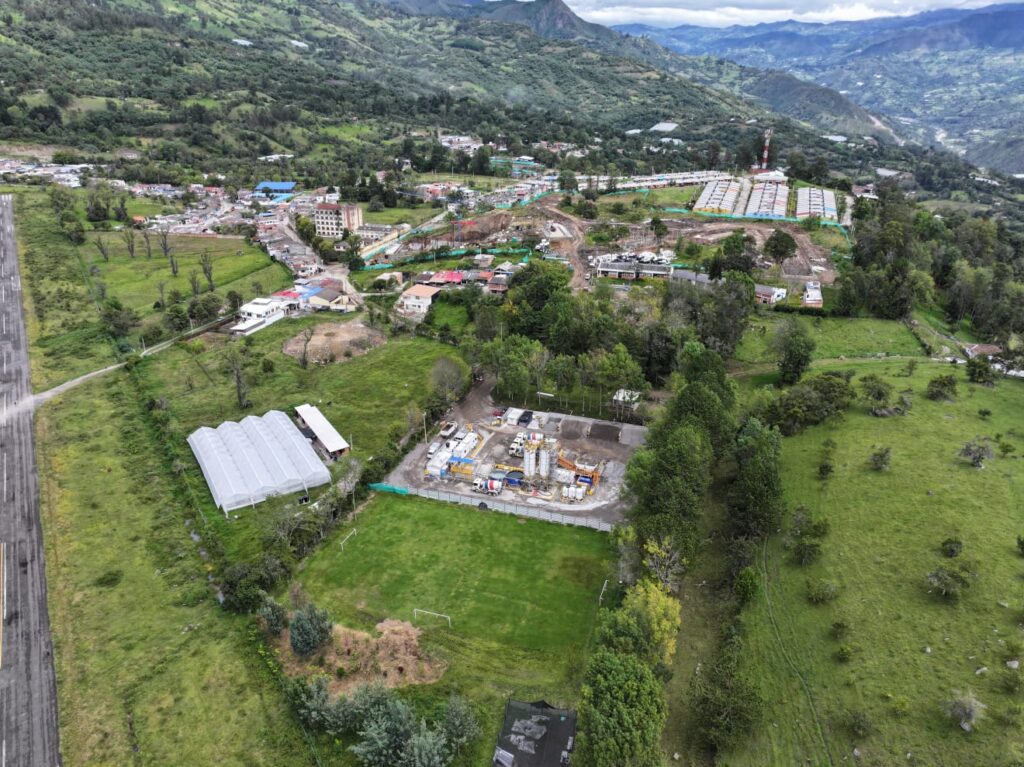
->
[[806, 578, 839, 604], [1017, 535, 1024, 557], [835, 644, 857, 663], [1000, 670, 1022, 696], [846, 710, 872, 737], [818, 459, 834, 480], [926, 374, 958, 401], [943, 690, 986, 732], [290, 602, 333, 656], [793, 538, 822, 567], [869, 446, 891, 471], [978, 408, 992, 419], [261, 356, 275, 373], [258, 596, 288, 636], [691, 644, 763, 751], [926, 560, 977, 601], [830, 620, 849, 640], [940, 537, 963, 558], [966, 356, 996, 385], [733, 566, 759, 605], [959, 440, 994, 468]]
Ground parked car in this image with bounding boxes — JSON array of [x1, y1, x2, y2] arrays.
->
[[439, 422, 458, 439], [517, 410, 534, 426], [427, 441, 442, 458]]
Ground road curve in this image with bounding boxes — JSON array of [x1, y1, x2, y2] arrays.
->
[[0, 193, 62, 766]]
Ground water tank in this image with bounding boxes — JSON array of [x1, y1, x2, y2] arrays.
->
[[538, 445, 551, 478]]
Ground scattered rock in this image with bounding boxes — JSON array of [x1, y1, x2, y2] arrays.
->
[[975, 666, 988, 675], [998, 601, 1010, 608], [672, 753, 680, 762], [1008, 660, 1020, 670], [853, 747, 862, 759], [924, 646, 932, 654]]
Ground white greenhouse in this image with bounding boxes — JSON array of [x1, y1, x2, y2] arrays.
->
[[187, 410, 331, 512]]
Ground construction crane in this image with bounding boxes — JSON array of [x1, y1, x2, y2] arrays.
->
[[760, 127, 774, 171]]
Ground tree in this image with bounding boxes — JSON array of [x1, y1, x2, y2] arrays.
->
[[62, 217, 85, 244], [926, 374, 958, 401], [99, 298, 140, 338], [576, 650, 666, 767], [169, 252, 179, 277], [141, 229, 153, 259], [641, 537, 683, 593], [94, 236, 110, 262], [350, 697, 416, 767], [441, 696, 479, 759], [622, 580, 680, 666], [927, 560, 977, 601], [649, 215, 668, 243], [959, 440, 993, 468], [289, 602, 332, 656], [188, 269, 201, 297], [731, 418, 783, 537], [859, 373, 894, 411], [401, 721, 447, 767], [966, 356, 996, 385], [793, 538, 822, 566], [943, 690, 986, 732], [199, 250, 215, 291], [431, 356, 463, 404], [763, 229, 797, 262], [226, 290, 244, 311], [120, 227, 137, 259], [158, 227, 172, 261], [222, 346, 251, 409], [299, 327, 314, 370], [770, 317, 815, 385]]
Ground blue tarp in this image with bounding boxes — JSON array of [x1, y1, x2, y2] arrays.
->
[[255, 181, 297, 193]]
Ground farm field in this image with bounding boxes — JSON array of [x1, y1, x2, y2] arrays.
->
[[36, 374, 323, 767], [735, 314, 925, 366], [724, 359, 1024, 766], [133, 315, 467, 560], [296, 493, 614, 763]]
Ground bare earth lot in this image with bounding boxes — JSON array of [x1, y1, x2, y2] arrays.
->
[[282, 320, 386, 364]]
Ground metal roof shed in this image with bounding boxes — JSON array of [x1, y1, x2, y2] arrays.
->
[[295, 404, 350, 455]]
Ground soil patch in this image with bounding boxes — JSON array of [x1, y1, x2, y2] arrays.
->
[[277, 619, 446, 696], [282, 321, 386, 364]]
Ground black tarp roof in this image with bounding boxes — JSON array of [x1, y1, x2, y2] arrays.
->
[[492, 700, 576, 767]]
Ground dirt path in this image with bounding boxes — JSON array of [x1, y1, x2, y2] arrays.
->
[[536, 195, 588, 290]]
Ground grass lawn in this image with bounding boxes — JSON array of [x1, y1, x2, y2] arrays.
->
[[735, 315, 925, 365], [133, 316, 467, 561], [428, 302, 470, 333], [82, 230, 291, 319], [647, 185, 699, 208], [723, 359, 1024, 766], [297, 493, 614, 762], [360, 203, 439, 228], [37, 374, 324, 767]]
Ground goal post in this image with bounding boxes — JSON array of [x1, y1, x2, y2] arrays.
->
[[413, 608, 452, 628], [339, 529, 357, 551]]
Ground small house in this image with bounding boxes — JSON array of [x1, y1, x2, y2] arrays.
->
[[802, 281, 823, 308], [397, 284, 441, 315], [755, 285, 788, 305]]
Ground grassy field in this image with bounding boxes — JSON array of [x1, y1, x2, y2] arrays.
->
[[82, 230, 290, 319], [297, 493, 614, 762], [723, 359, 1024, 766], [428, 302, 470, 333], [12, 188, 117, 389], [37, 373, 324, 767], [133, 316, 466, 560], [735, 314, 925, 366], [360, 202, 439, 227]]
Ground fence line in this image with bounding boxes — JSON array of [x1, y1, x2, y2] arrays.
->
[[369, 483, 613, 532]]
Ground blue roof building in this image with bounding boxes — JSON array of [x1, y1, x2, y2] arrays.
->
[[255, 181, 297, 194]]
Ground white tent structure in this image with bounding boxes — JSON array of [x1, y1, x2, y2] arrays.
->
[[187, 410, 331, 512]]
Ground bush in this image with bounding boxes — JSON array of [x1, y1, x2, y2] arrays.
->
[[1000, 670, 1022, 696], [926, 374, 958, 401], [940, 537, 963, 558], [762, 373, 856, 436], [869, 446, 891, 471], [733, 566, 759, 605], [793, 538, 822, 567], [691, 643, 763, 751], [966, 356, 996, 385], [807, 578, 839, 604], [959, 440, 994, 468], [1017, 535, 1024, 557], [818, 459, 834, 480], [978, 408, 992, 419], [926, 560, 977, 601], [835, 644, 857, 663], [290, 602, 333, 656], [845, 710, 873, 737], [258, 596, 288, 636], [943, 690, 986, 732], [830, 620, 849, 640]]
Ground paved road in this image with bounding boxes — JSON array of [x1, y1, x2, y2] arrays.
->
[[0, 193, 61, 766]]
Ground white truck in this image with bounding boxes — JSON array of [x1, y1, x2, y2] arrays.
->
[[473, 477, 503, 495]]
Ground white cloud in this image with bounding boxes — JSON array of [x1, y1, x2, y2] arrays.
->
[[566, 0, 997, 28]]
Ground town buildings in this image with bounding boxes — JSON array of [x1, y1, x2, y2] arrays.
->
[[314, 203, 363, 238]]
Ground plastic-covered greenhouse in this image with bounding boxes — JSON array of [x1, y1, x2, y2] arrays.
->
[[187, 410, 331, 512]]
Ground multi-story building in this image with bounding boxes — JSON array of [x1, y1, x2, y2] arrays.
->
[[313, 203, 363, 238]]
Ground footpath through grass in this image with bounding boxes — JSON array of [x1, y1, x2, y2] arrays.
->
[[725, 359, 1024, 766], [37, 374, 322, 766], [297, 493, 614, 763]]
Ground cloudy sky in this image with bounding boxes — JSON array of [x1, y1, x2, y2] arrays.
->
[[567, 0, 998, 28]]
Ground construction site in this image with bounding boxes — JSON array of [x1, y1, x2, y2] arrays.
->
[[387, 385, 645, 524]]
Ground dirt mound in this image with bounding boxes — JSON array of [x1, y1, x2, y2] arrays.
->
[[282, 321, 386, 364], [277, 618, 446, 695]]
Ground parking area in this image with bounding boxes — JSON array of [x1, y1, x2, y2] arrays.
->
[[386, 381, 646, 525]]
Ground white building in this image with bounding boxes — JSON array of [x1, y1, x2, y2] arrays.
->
[[231, 297, 286, 336], [396, 284, 441, 315], [313, 203, 363, 238], [802, 281, 823, 308], [295, 404, 350, 459]]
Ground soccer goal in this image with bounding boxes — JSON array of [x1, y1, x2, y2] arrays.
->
[[413, 608, 452, 628], [339, 529, 357, 551]]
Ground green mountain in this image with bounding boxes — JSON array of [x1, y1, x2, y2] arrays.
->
[[616, 4, 1024, 173], [371, 0, 894, 142]]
